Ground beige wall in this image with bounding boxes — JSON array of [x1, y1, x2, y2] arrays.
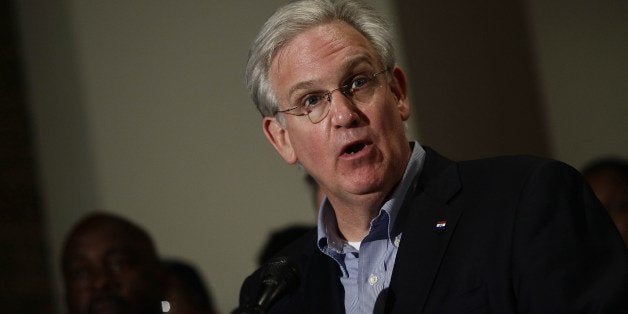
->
[[17, 1, 407, 313], [526, 0, 628, 169]]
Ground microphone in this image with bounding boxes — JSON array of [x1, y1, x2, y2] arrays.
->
[[233, 256, 300, 314]]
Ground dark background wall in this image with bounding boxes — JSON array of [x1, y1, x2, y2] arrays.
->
[[395, 0, 550, 160], [0, 1, 52, 313]]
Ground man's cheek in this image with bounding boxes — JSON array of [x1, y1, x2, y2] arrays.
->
[[70, 290, 93, 314], [120, 272, 148, 298]]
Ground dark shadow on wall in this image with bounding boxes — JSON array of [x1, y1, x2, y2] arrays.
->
[[14, 0, 103, 311], [394, 0, 551, 160], [0, 1, 52, 312]]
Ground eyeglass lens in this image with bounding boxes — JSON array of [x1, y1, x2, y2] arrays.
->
[[305, 72, 384, 123]]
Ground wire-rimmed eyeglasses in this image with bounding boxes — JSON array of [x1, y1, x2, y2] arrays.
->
[[274, 68, 389, 124]]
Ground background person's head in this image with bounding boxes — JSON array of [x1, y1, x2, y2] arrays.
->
[[61, 212, 164, 314], [582, 157, 628, 246], [162, 259, 218, 314], [256, 225, 313, 267]]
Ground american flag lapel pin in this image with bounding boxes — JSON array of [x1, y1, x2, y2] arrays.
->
[[435, 220, 447, 232]]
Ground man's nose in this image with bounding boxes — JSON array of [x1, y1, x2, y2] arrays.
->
[[91, 268, 113, 291], [329, 91, 360, 128]]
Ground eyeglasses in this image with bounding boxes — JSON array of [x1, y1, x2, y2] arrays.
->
[[275, 68, 389, 124]]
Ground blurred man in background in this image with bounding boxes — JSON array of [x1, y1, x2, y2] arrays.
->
[[163, 259, 218, 314], [61, 212, 165, 314]]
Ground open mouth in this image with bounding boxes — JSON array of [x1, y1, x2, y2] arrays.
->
[[343, 142, 367, 155]]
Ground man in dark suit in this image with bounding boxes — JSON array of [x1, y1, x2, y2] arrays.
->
[[238, 0, 628, 312]]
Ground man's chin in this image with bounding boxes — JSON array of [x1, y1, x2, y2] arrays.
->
[[87, 296, 130, 314]]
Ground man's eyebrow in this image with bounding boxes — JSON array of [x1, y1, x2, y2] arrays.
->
[[287, 80, 317, 101], [341, 55, 374, 73], [286, 55, 375, 99]]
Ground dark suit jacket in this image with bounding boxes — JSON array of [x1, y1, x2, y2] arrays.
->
[[239, 148, 628, 313]]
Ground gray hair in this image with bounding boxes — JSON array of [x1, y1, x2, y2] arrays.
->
[[245, 0, 396, 118]]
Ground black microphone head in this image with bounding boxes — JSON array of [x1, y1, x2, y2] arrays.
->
[[256, 256, 300, 312], [261, 256, 299, 285]]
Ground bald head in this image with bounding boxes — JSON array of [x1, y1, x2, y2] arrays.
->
[[62, 213, 164, 314]]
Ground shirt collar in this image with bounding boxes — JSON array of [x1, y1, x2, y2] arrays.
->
[[317, 141, 426, 254]]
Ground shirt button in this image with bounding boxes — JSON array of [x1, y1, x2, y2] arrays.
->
[[394, 236, 401, 247], [368, 274, 378, 285]]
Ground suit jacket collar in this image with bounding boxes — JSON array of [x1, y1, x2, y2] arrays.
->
[[386, 147, 463, 313], [414, 147, 461, 203], [301, 244, 345, 312], [277, 229, 344, 313]]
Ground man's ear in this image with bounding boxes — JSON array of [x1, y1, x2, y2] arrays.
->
[[262, 117, 298, 164], [389, 66, 411, 121]]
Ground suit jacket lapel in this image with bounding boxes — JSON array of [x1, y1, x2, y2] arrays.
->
[[285, 230, 344, 313], [386, 148, 463, 313], [301, 249, 345, 313]]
